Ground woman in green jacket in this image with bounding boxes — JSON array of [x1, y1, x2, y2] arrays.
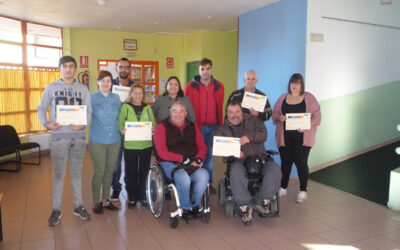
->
[[119, 83, 156, 208]]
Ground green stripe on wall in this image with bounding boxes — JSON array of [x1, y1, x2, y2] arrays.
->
[[309, 80, 400, 169]]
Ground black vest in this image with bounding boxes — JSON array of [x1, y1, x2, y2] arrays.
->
[[159, 118, 198, 161]]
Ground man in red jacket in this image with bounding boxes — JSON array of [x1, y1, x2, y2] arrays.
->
[[184, 58, 224, 194]]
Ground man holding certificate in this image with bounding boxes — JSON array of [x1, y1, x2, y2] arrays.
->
[[37, 56, 92, 226], [214, 101, 281, 226], [272, 73, 321, 203], [110, 57, 135, 202], [227, 70, 272, 121]]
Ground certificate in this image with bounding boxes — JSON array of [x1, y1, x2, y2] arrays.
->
[[212, 136, 241, 158], [112, 85, 131, 102], [125, 122, 152, 141], [285, 113, 311, 130], [241, 91, 268, 112], [56, 105, 87, 125]]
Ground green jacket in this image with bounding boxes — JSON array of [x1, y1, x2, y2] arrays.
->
[[118, 103, 156, 149]]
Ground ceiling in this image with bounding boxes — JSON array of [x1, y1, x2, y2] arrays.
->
[[0, 0, 279, 34]]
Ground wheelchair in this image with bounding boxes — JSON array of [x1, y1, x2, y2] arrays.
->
[[146, 162, 211, 228], [218, 150, 280, 218]]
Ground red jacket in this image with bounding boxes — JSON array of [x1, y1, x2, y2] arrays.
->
[[184, 75, 224, 129]]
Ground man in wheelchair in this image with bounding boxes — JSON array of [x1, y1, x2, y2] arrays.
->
[[215, 101, 281, 226], [153, 101, 209, 222]]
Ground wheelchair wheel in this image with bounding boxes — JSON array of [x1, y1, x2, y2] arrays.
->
[[270, 196, 280, 216], [146, 164, 165, 218], [202, 212, 211, 223], [170, 216, 179, 228], [225, 200, 234, 218], [218, 179, 225, 205]]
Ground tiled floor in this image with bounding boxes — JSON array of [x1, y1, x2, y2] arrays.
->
[[1, 152, 400, 250]]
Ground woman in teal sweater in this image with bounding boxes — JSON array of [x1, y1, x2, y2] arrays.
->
[[119, 83, 156, 208]]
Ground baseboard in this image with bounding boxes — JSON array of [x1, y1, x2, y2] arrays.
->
[[0, 150, 50, 164], [310, 136, 400, 173]]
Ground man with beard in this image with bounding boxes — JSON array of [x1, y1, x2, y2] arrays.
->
[[214, 101, 281, 226], [110, 57, 135, 201]]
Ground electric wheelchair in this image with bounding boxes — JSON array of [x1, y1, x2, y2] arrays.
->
[[218, 150, 280, 218], [146, 162, 211, 228]]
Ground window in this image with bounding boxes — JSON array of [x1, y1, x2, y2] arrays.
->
[[0, 16, 62, 134]]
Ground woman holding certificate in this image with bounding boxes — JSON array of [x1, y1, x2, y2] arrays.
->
[[152, 76, 196, 123], [272, 73, 321, 203], [89, 70, 121, 214], [119, 83, 156, 208]]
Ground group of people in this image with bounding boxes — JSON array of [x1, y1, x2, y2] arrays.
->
[[37, 55, 321, 227]]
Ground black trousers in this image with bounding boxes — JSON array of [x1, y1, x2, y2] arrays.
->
[[124, 147, 152, 202], [279, 134, 311, 191]]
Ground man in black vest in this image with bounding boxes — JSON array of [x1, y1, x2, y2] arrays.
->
[[153, 102, 209, 217]]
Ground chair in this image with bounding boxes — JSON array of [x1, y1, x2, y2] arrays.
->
[[0, 125, 41, 172]]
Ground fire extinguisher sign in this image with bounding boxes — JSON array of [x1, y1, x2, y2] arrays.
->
[[80, 56, 89, 68], [166, 57, 174, 69]]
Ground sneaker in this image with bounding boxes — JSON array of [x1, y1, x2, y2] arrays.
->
[[279, 187, 287, 197], [296, 191, 308, 203], [256, 199, 271, 217], [92, 203, 103, 214], [110, 190, 120, 201], [140, 200, 149, 208], [73, 206, 91, 220], [239, 205, 253, 226], [102, 200, 118, 211], [48, 210, 62, 226], [209, 185, 217, 195], [128, 200, 136, 209]]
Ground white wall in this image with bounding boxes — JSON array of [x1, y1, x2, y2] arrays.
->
[[306, 0, 400, 101]]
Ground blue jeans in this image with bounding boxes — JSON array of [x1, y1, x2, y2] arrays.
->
[[160, 162, 209, 210], [201, 124, 217, 184], [111, 138, 126, 192]]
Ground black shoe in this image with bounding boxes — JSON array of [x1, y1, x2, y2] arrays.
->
[[209, 185, 217, 195], [192, 205, 204, 218], [92, 203, 103, 214], [110, 190, 120, 201], [182, 209, 192, 224], [103, 200, 118, 211], [128, 200, 136, 209]]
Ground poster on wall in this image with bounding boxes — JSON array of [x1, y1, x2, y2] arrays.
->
[[80, 56, 89, 68]]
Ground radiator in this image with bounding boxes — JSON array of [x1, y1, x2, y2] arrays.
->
[[29, 133, 50, 151]]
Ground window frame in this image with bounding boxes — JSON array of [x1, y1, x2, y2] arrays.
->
[[0, 15, 63, 134]]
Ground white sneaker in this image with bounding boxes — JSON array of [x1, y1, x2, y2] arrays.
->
[[296, 191, 307, 203], [279, 187, 287, 197]]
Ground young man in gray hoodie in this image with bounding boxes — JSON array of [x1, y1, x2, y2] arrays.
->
[[37, 56, 92, 226]]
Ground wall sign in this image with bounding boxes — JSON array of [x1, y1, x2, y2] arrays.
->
[[124, 39, 137, 50], [166, 57, 174, 69], [80, 56, 89, 68]]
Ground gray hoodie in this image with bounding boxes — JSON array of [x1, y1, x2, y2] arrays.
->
[[37, 78, 92, 139]]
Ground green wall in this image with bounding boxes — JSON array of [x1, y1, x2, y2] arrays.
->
[[309, 81, 400, 168], [63, 28, 238, 100]]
